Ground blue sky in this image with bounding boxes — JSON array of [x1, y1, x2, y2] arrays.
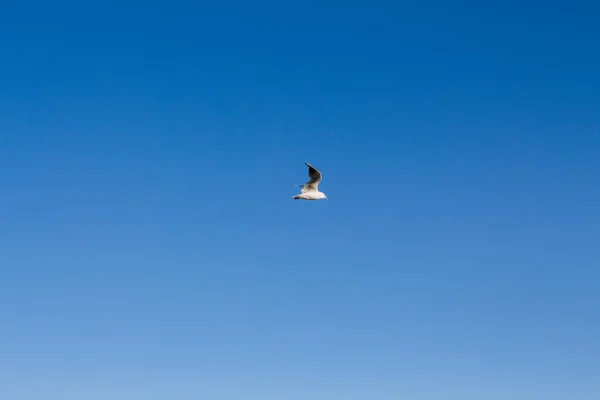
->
[[1, 1, 599, 399]]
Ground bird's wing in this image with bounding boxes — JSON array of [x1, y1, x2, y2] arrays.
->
[[303, 163, 322, 191]]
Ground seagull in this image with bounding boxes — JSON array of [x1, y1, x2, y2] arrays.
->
[[293, 163, 328, 200]]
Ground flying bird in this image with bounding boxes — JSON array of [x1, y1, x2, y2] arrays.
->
[[293, 163, 328, 200]]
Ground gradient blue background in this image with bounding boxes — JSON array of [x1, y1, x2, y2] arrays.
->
[[1, 1, 599, 399]]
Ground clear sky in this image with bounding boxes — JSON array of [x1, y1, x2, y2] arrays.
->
[[1, 1, 599, 399]]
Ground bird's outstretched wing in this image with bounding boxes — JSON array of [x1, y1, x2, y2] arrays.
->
[[303, 162, 322, 192]]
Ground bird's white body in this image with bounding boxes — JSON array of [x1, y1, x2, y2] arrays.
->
[[293, 163, 327, 200], [294, 191, 327, 200]]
